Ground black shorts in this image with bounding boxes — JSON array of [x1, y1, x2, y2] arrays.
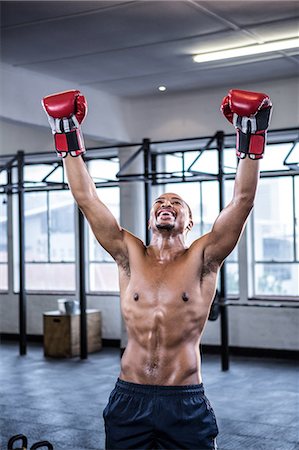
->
[[103, 378, 218, 450]]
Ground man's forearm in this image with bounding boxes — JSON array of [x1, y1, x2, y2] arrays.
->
[[63, 155, 98, 207], [233, 158, 260, 205]]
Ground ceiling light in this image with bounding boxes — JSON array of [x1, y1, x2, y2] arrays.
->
[[193, 37, 299, 63], [158, 86, 167, 92]]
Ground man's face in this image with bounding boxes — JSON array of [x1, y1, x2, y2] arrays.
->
[[149, 193, 193, 234]]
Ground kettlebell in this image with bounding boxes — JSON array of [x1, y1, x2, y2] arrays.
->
[[7, 434, 28, 450], [30, 443, 53, 450], [7, 435, 53, 450]]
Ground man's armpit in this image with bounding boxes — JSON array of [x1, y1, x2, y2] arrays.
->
[[116, 252, 130, 277], [200, 259, 219, 282]]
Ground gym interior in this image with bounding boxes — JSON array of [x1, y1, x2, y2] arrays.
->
[[1, 1, 299, 450]]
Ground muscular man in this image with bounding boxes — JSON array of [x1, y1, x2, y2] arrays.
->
[[42, 89, 272, 450]]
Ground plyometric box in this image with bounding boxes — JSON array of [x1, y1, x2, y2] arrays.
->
[[43, 309, 102, 357]]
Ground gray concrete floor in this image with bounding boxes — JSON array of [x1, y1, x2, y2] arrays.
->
[[1, 342, 298, 450]]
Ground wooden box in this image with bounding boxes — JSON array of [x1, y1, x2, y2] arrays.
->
[[43, 309, 102, 358]]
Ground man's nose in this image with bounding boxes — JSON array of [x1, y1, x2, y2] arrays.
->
[[161, 200, 172, 207]]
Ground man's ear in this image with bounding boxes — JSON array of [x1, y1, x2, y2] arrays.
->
[[186, 220, 193, 231], [148, 219, 151, 230]]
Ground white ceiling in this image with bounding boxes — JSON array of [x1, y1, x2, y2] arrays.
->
[[1, 0, 299, 97]]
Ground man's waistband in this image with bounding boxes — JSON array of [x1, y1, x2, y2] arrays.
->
[[115, 378, 204, 396]]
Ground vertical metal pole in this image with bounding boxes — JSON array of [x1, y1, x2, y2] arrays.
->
[[17, 150, 26, 356], [78, 208, 88, 359], [151, 153, 157, 186], [217, 132, 229, 371], [143, 138, 152, 246]]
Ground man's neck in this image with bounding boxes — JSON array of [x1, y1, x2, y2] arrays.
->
[[147, 232, 187, 261]]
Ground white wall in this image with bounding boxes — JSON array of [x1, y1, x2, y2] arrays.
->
[[1, 67, 298, 153], [123, 77, 299, 141], [0, 63, 130, 148], [0, 118, 103, 155], [202, 307, 299, 351]]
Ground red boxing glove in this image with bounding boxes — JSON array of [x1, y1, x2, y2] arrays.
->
[[42, 90, 87, 157], [221, 89, 272, 159]]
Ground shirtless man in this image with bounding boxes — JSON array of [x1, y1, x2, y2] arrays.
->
[[43, 89, 272, 450]]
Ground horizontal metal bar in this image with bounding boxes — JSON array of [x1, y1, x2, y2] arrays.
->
[[227, 302, 299, 308], [3, 169, 298, 194], [89, 260, 115, 264], [25, 260, 75, 264], [0, 127, 296, 162], [255, 260, 298, 264], [0, 142, 140, 160], [187, 169, 218, 177]]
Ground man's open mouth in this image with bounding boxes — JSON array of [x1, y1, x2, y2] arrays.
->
[[157, 209, 176, 218]]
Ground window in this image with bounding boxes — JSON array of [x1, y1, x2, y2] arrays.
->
[[184, 149, 218, 176], [23, 190, 76, 291], [0, 193, 8, 290], [224, 179, 239, 295], [253, 176, 298, 296], [88, 186, 120, 292], [261, 143, 298, 172], [295, 176, 299, 259], [87, 158, 120, 292], [88, 158, 119, 182], [24, 163, 65, 187]]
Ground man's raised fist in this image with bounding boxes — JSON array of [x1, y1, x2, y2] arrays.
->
[[42, 90, 87, 158], [221, 89, 272, 159]]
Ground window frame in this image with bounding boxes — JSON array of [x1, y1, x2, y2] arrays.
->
[[251, 172, 299, 301]]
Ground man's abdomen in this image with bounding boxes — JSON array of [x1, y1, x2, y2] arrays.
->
[[120, 340, 202, 385]]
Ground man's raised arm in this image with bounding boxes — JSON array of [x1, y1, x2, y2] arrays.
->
[[203, 89, 272, 266], [42, 90, 128, 264]]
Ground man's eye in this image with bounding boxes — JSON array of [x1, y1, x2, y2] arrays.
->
[[173, 201, 181, 205]]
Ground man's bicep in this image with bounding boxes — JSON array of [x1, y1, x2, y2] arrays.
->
[[204, 199, 252, 264], [80, 197, 128, 261]]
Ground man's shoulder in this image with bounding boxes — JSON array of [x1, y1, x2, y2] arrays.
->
[[188, 233, 210, 254], [188, 234, 220, 275], [123, 229, 146, 252]]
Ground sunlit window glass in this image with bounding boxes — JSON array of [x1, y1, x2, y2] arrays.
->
[[254, 177, 293, 262], [88, 187, 120, 291], [253, 176, 298, 296], [49, 190, 75, 262], [24, 164, 60, 187], [295, 176, 299, 259], [260, 143, 295, 172], [185, 150, 218, 175], [88, 158, 119, 181], [202, 181, 219, 234], [24, 192, 48, 262], [224, 179, 239, 295], [255, 263, 298, 297], [224, 148, 237, 174], [24, 190, 76, 291], [0, 194, 8, 290], [25, 263, 75, 291]]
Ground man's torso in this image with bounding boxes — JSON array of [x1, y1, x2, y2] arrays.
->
[[117, 233, 219, 386]]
